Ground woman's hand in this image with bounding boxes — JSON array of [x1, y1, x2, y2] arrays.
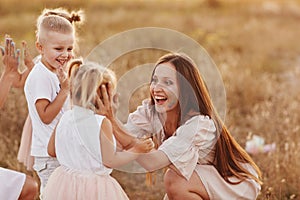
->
[[1, 36, 35, 88], [0, 36, 21, 108], [1, 36, 20, 80]]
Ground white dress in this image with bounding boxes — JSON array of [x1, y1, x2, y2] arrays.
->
[[43, 106, 129, 200], [0, 167, 26, 200]]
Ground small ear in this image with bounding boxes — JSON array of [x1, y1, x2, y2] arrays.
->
[[35, 41, 43, 54]]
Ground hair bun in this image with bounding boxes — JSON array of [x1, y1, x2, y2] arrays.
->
[[42, 9, 83, 24], [70, 13, 81, 23]]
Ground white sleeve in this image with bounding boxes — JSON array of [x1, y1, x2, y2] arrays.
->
[[29, 72, 53, 103], [124, 99, 156, 138], [158, 115, 216, 180]]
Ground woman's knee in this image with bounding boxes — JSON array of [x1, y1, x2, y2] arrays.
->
[[19, 175, 38, 200], [164, 169, 209, 200], [164, 169, 178, 188], [164, 169, 185, 195]]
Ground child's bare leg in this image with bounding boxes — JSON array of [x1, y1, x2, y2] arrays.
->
[[33, 157, 60, 198], [18, 175, 38, 200]]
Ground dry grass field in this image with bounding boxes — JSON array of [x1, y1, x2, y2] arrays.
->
[[1, 0, 300, 199]]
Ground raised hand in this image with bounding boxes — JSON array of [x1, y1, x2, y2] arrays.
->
[[56, 66, 70, 94], [1, 37, 20, 79], [0, 36, 21, 108], [1, 36, 37, 88]]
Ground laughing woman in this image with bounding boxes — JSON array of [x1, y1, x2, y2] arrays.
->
[[99, 53, 262, 200]]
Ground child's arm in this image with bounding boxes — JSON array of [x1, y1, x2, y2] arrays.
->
[[47, 126, 57, 157], [95, 84, 138, 149], [35, 67, 69, 124], [100, 118, 153, 168], [135, 150, 171, 172], [107, 115, 138, 150], [35, 92, 68, 124]]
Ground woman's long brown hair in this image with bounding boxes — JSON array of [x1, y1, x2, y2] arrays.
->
[[151, 53, 262, 185]]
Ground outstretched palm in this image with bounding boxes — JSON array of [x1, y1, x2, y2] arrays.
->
[[1, 37, 20, 80]]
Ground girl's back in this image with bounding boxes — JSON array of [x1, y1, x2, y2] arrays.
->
[[55, 105, 113, 175], [43, 105, 129, 200]]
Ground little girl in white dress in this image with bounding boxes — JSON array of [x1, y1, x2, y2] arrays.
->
[[43, 60, 153, 200]]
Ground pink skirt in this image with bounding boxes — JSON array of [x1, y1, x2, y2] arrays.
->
[[43, 166, 129, 200], [17, 115, 34, 171]]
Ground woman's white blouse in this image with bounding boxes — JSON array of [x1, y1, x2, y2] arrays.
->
[[158, 115, 216, 180], [125, 99, 217, 180]]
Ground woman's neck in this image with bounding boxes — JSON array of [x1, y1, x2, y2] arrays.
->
[[159, 109, 180, 139]]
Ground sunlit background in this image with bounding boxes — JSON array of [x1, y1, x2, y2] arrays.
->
[[1, 0, 300, 199]]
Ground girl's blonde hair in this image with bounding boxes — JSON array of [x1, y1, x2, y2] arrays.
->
[[36, 7, 84, 51], [68, 59, 116, 110]]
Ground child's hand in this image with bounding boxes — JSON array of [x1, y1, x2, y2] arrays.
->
[[57, 66, 69, 94], [95, 83, 117, 119], [131, 138, 155, 153], [112, 92, 119, 115]]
